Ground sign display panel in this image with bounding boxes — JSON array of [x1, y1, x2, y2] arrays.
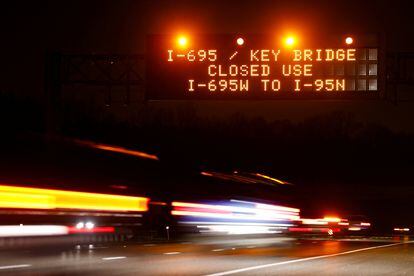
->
[[146, 35, 380, 100]]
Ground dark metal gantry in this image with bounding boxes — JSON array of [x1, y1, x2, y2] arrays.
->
[[45, 52, 146, 134], [386, 52, 414, 103]]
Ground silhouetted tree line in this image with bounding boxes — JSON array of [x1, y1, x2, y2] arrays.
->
[[55, 101, 414, 184], [1, 92, 413, 184]]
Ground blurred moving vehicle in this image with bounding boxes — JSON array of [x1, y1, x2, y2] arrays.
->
[[165, 170, 301, 238], [289, 215, 372, 236], [346, 215, 371, 233], [171, 199, 300, 236], [0, 184, 149, 246], [0, 137, 159, 246], [0, 136, 302, 244], [289, 217, 342, 236], [393, 227, 410, 234]]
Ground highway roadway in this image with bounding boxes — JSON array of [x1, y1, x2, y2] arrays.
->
[[0, 236, 413, 275]]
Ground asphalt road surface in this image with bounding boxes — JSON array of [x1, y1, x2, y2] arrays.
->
[[0, 236, 413, 275]]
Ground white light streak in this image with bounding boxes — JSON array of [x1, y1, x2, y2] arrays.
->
[[163, 252, 181, 255], [102, 256, 126, 261], [0, 225, 68, 237], [0, 264, 32, 270]]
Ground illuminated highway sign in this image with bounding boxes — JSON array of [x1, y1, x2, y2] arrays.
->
[[146, 34, 381, 100]]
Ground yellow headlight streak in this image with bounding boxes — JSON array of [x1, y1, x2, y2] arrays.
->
[[255, 173, 290, 185], [0, 185, 148, 212], [323, 216, 341, 223]]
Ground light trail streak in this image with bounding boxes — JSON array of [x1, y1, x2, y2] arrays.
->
[[0, 264, 32, 270], [102, 256, 127, 261], [74, 139, 159, 161], [0, 184, 148, 212], [163, 252, 181, 255], [0, 225, 68, 237]]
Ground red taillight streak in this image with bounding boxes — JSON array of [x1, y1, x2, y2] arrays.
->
[[67, 227, 115, 234]]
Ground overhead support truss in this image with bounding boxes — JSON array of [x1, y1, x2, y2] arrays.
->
[[386, 52, 414, 103]]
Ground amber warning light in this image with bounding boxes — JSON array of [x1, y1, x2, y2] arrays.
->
[[146, 34, 380, 100]]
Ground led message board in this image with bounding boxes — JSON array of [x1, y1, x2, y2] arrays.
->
[[146, 35, 381, 100]]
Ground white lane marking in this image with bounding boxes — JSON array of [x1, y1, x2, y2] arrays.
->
[[163, 252, 181, 255], [205, 242, 412, 276], [332, 238, 395, 243], [102, 256, 126, 261], [212, 248, 226, 252], [0, 264, 31, 270]]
